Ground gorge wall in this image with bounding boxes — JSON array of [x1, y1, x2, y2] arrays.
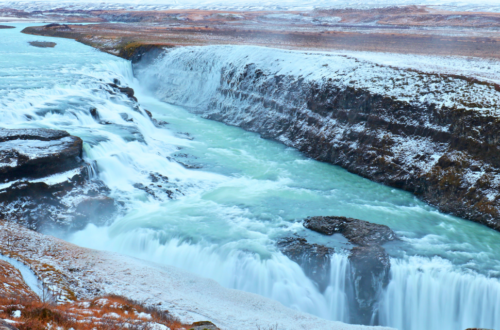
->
[[134, 45, 500, 231]]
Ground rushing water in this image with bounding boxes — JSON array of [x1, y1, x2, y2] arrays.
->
[[1, 23, 500, 329]]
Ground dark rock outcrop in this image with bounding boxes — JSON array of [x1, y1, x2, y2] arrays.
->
[[119, 43, 166, 64], [304, 216, 396, 246], [74, 196, 117, 224], [0, 128, 115, 231], [0, 320, 18, 330], [277, 237, 333, 292], [107, 83, 138, 102], [0, 128, 82, 182], [28, 41, 56, 48], [0, 25, 15, 29], [348, 245, 391, 325], [141, 47, 500, 231], [303, 216, 396, 325]]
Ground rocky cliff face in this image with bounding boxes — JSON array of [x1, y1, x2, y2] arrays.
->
[[278, 216, 396, 325], [135, 45, 500, 231], [304, 216, 395, 325], [0, 128, 115, 231]]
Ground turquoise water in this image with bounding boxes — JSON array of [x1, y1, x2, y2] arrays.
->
[[1, 23, 500, 329]]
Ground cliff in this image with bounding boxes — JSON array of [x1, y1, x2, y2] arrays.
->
[[134, 45, 500, 231]]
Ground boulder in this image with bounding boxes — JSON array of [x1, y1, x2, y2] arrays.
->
[[0, 128, 70, 142], [277, 237, 333, 292], [28, 41, 56, 48], [303, 215, 396, 325], [304, 216, 396, 246], [0, 128, 82, 182], [189, 321, 220, 330], [0, 128, 115, 231]]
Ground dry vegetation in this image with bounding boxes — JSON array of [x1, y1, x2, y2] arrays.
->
[[0, 222, 184, 329], [0, 295, 187, 330], [18, 5, 500, 61]]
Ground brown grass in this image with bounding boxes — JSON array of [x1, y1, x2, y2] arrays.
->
[[0, 295, 187, 330]]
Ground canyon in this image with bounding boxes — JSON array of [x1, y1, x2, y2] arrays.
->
[[1, 3, 500, 330]]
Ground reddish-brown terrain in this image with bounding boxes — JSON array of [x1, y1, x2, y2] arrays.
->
[[10, 6, 500, 59]]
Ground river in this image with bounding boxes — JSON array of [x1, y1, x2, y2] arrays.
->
[[1, 23, 500, 330]]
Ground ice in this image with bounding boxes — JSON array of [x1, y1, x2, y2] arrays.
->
[[0, 254, 43, 297]]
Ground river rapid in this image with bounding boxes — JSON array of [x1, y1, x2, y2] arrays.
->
[[1, 23, 500, 330]]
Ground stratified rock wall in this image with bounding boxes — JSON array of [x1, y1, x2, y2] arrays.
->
[[136, 46, 500, 231], [0, 128, 115, 231]]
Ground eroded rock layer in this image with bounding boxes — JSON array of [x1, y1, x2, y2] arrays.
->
[[278, 216, 395, 325], [0, 128, 115, 231], [135, 45, 500, 231]]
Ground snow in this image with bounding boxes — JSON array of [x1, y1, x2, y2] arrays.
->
[[149, 324, 170, 330], [0, 167, 84, 191], [1, 319, 17, 324], [135, 311, 152, 319], [0, 254, 42, 297], [0, 221, 394, 330], [11, 311, 21, 318], [137, 45, 500, 117], [337, 50, 500, 85]]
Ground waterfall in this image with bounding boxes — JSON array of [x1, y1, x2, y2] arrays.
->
[[379, 257, 500, 330], [3, 27, 500, 329], [131, 45, 500, 329]]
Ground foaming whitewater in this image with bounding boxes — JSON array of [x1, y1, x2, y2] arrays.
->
[[379, 257, 500, 330], [2, 24, 500, 329]]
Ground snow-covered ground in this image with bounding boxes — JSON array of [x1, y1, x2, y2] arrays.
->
[[0, 0, 500, 12], [137, 45, 500, 117], [0, 221, 393, 330], [335, 50, 500, 85]]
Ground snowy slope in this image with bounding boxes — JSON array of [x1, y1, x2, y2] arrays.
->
[[0, 222, 394, 330], [136, 45, 500, 117]]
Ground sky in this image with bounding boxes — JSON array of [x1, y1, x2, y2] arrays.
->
[[1, 0, 500, 12]]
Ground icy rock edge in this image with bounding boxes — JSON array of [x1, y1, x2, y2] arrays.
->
[[0, 128, 115, 231]]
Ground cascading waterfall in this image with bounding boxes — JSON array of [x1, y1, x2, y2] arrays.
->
[[2, 25, 500, 330], [379, 257, 500, 330], [132, 45, 500, 330]]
